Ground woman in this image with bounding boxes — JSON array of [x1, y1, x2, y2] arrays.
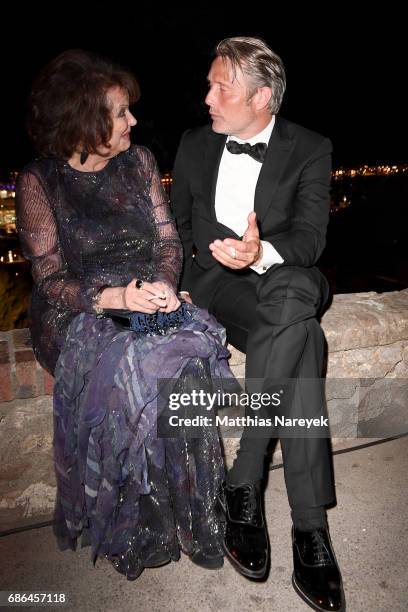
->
[[16, 49, 232, 579]]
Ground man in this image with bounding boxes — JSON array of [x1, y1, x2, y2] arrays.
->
[[171, 37, 344, 611]]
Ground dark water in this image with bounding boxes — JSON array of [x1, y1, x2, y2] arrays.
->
[[1, 175, 407, 331]]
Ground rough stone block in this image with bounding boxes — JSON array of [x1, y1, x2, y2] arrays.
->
[[15, 349, 35, 363], [0, 363, 13, 402], [14, 362, 40, 399], [12, 328, 32, 349], [43, 370, 54, 396], [0, 341, 10, 364]]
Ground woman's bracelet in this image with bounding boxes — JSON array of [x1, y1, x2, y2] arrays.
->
[[93, 285, 110, 315]]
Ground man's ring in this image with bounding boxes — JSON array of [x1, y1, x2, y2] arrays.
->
[[230, 247, 237, 259], [135, 279, 144, 289]]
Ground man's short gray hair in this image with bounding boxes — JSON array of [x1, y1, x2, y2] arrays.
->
[[216, 36, 286, 114]]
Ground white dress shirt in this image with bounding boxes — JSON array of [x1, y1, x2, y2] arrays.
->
[[215, 116, 284, 273]]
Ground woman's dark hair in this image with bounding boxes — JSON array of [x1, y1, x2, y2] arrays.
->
[[27, 49, 140, 158]]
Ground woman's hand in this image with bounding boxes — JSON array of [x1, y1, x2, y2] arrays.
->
[[147, 281, 181, 313], [122, 280, 180, 313], [97, 282, 159, 313], [180, 291, 193, 305], [95, 280, 181, 314]]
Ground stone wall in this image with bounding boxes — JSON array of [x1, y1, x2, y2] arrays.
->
[[0, 328, 54, 530], [0, 328, 54, 402], [1, 289, 407, 529]]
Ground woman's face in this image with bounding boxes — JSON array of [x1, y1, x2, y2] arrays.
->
[[104, 86, 137, 156]]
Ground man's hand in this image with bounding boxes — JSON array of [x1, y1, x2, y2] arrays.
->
[[209, 212, 262, 270]]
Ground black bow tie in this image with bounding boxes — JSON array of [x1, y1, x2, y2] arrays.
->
[[226, 140, 268, 163]]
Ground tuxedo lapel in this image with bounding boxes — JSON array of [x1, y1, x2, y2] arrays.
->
[[202, 130, 226, 224], [255, 117, 294, 224]]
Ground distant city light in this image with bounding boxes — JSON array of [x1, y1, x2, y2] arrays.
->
[[1, 163, 407, 236], [333, 164, 407, 179]]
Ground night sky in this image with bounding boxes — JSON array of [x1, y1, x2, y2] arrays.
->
[[1, 4, 406, 177]]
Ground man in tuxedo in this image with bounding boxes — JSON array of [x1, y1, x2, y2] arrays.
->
[[171, 37, 344, 611]]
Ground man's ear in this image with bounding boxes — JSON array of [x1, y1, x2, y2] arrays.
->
[[253, 86, 272, 111]]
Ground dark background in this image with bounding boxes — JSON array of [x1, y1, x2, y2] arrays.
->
[[0, 4, 407, 331], [0, 4, 406, 175]]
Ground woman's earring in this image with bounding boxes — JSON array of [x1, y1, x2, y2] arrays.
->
[[80, 151, 88, 165]]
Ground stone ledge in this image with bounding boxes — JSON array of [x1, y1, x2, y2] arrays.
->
[[224, 289, 408, 467], [323, 289, 408, 352], [0, 396, 55, 531], [228, 288, 408, 374]]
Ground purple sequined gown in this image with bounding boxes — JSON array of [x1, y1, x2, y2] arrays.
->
[[16, 146, 233, 578]]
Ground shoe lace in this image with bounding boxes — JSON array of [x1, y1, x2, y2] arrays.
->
[[311, 530, 332, 566], [240, 487, 258, 523]]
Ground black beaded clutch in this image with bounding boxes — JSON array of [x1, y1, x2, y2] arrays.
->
[[101, 302, 191, 335]]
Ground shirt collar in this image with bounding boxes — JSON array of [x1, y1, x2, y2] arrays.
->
[[227, 115, 275, 146]]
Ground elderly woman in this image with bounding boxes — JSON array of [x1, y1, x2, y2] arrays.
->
[[16, 49, 232, 579]]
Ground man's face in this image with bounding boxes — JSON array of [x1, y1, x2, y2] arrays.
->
[[205, 56, 259, 139]]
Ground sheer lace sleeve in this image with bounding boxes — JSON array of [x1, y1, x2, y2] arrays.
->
[[16, 170, 106, 313], [137, 148, 182, 291]]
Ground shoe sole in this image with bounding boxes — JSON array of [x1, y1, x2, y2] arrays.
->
[[222, 540, 267, 580], [292, 573, 346, 612]]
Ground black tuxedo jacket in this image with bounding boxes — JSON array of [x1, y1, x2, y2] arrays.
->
[[171, 116, 332, 308]]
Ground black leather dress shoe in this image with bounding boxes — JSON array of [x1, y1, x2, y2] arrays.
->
[[292, 526, 345, 611], [217, 482, 269, 579]]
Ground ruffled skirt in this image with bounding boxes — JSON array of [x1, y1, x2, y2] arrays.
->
[[52, 304, 234, 579]]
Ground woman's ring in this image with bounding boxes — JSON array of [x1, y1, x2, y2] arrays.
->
[[135, 279, 144, 289], [230, 247, 237, 259]]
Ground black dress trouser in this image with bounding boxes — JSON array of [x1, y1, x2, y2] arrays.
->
[[206, 264, 335, 511]]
